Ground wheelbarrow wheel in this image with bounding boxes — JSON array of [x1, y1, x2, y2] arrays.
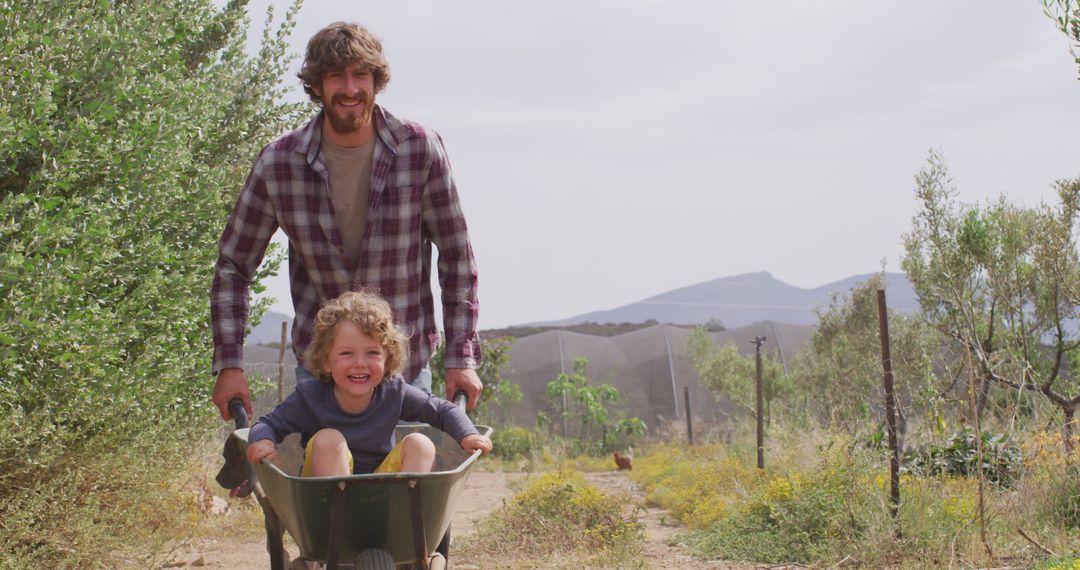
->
[[355, 548, 395, 570], [426, 553, 447, 570], [391, 554, 445, 570]]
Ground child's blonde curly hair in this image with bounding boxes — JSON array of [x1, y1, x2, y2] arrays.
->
[[302, 290, 408, 383]]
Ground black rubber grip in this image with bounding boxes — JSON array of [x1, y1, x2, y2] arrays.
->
[[228, 398, 249, 429]]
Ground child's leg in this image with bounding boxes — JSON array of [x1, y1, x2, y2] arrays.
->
[[398, 433, 436, 473], [306, 429, 352, 477]]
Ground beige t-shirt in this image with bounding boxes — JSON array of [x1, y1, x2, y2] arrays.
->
[[322, 136, 376, 269]]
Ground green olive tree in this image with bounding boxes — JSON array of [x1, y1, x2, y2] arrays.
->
[[544, 357, 645, 453], [792, 274, 939, 447], [431, 335, 523, 427], [0, 0, 305, 564], [902, 152, 1080, 451], [1043, 0, 1080, 77]]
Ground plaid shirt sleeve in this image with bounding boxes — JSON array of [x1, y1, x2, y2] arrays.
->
[[210, 152, 279, 373], [422, 133, 481, 370]]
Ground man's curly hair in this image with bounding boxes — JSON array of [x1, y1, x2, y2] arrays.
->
[[302, 290, 408, 383], [297, 22, 391, 102]]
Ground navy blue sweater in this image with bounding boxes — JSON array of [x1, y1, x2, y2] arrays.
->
[[249, 377, 478, 473]]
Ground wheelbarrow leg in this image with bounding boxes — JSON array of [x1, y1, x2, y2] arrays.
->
[[407, 479, 429, 570], [325, 482, 348, 570]]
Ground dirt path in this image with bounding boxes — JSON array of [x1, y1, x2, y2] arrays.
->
[[163, 470, 756, 569], [581, 471, 755, 570]]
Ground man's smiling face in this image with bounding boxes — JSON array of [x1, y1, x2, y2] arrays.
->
[[316, 62, 376, 136]]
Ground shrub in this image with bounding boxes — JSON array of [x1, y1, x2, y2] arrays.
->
[[903, 427, 1022, 486], [631, 443, 754, 529], [0, 425, 204, 568], [431, 336, 522, 427], [634, 426, 1080, 568], [491, 425, 538, 461], [1037, 555, 1080, 570], [631, 441, 870, 564], [685, 464, 852, 564], [1054, 474, 1080, 529], [1019, 431, 1080, 530], [0, 0, 303, 565], [545, 358, 646, 455], [474, 470, 643, 561]]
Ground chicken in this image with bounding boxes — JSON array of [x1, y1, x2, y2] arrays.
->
[[613, 448, 633, 471]]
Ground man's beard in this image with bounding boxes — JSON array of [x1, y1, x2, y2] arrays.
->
[[324, 92, 374, 135]]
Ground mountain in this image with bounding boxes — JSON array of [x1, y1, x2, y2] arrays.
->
[[244, 272, 919, 342], [531, 271, 917, 328], [247, 310, 293, 346]]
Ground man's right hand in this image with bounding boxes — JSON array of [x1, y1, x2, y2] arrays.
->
[[213, 367, 252, 421]]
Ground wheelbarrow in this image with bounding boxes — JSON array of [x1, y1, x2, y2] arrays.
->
[[218, 394, 492, 570]]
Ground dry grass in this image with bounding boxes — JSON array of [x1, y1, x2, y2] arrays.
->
[[460, 469, 645, 568], [629, 426, 1080, 568]]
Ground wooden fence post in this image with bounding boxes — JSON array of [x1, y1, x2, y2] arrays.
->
[[877, 289, 901, 537], [278, 321, 287, 404], [752, 336, 766, 470]]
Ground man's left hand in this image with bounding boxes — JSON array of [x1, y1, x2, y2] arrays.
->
[[445, 368, 483, 410]]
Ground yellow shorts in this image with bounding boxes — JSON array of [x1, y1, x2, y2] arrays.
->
[[301, 437, 405, 477]]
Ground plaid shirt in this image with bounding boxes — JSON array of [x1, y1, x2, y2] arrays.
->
[[211, 106, 481, 380]]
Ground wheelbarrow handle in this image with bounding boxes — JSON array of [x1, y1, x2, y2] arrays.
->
[[452, 389, 467, 411], [229, 397, 250, 429]]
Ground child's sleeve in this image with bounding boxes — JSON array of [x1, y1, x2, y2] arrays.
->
[[248, 391, 309, 444]]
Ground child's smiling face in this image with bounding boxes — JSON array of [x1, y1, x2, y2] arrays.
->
[[323, 321, 386, 412]]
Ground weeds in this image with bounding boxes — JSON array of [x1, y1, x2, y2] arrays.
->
[[631, 426, 1080, 567], [1037, 555, 1080, 570], [0, 419, 213, 569], [491, 425, 539, 461], [481, 433, 628, 473], [465, 469, 643, 567], [903, 427, 1022, 485]]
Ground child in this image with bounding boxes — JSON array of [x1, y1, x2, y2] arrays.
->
[[246, 291, 492, 476]]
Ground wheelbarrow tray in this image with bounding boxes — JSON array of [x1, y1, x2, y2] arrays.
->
[[231, 422, 492, 565]]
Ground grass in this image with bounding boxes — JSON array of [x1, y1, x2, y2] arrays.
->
[[629, 425, 1080, 568], [1036, 555, 1080, 570], [10, 402, 1074, 570], [460, 469, 645, 568], [0, 408, 274, 570], [0, 432, 207, 569], [479, 429, 628, 473]]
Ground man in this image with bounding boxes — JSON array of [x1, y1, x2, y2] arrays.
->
[[210, 22, 482, 421]]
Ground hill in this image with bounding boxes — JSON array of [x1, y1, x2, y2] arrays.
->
[[528, 271, 916, 328], [245, 272, 916, 345], [247, 310, 294, 346]]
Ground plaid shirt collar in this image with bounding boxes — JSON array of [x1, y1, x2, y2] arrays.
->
[[290, 106, 406, 252]]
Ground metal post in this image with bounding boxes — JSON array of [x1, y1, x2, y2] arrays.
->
[[278, 321, 288, 403], [557, 333, 568, 438], [684, 386, 694, 446], [877, 289, 901, 535], [751, 336, 766, 470], [663, 326, 680, 419]]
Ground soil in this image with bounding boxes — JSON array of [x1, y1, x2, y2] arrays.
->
[[162, 470, 761, 570]]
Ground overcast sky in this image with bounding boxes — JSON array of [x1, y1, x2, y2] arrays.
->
[[240, 1, 1080, 329]]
